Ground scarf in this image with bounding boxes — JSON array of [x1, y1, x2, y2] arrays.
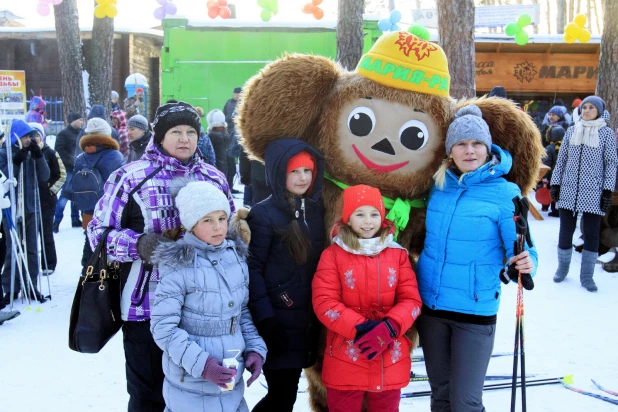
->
[[570, 118, 606, 148], [333, 234, 407, 257]]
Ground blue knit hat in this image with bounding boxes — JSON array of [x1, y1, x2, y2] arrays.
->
[[445, 105, 492, 155], [581, 96, 605, 119], [10, 120, 34, 145], [548, 105, 566, 118]]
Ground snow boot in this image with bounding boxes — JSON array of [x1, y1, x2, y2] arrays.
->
[[580, 250, 598, 292], [553, 247, 572, 282], [52, 220, 60, 233], [0, 310, 20, 325]]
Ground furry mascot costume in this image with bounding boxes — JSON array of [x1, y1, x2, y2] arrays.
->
[[237, 31, 544, 411]]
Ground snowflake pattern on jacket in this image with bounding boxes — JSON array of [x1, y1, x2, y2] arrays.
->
[[390, 340, 402, 364], [345, 340, 359, 362], [345, 269, 356, 289], [388, 267, 397, 287], [325, 309, 341, 322]]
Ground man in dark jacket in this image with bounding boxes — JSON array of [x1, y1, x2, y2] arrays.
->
[[74, 104, 120, 157], [126, 115, 152, 162], [29, 123, 66, 274], [0, 120, 51, 304], [223, 87, 241, 133], [53, 112, 82, 231]]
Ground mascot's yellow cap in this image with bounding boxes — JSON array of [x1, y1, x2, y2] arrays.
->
[[356, 31, 450, 97]]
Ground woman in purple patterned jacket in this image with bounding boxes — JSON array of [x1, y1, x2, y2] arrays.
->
[[87, 101, 234, 412]]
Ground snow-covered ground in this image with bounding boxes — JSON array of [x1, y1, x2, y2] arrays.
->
[[1, 192, 617, 411]]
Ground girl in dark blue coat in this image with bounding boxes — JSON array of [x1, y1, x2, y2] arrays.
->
[[247, 139, 325, 412]]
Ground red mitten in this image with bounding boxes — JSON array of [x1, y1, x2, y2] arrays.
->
[[354, 319, 399, 360], [201, 356, 236, 388]]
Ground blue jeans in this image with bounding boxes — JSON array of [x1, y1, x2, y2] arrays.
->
[[54, 171, 79, 223]]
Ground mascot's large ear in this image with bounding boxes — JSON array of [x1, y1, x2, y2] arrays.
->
[[458, 96, 544, 195], [237, 53, 342, 161]]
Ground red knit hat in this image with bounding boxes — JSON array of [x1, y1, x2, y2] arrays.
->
[[342, 185, 385, 224], [572, 98, 582, 108], [287, 151, 315, 174]]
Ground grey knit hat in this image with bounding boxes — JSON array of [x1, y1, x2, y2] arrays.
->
[[174, 180, 231, 231], [84, 117, 112, 136], [445, 105, 492, 155], [111, 90, 119, 100], [127, 115, 150, 132], [581, 96, 605, 119]]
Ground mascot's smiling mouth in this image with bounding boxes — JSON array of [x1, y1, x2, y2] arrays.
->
[[352, 144, 409, 174]]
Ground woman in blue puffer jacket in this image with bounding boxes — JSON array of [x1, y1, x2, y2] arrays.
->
[[416, 105, 538, 412]]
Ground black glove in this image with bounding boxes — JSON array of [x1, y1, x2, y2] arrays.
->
[[354, 319, 382, 340], [500, 264, 534, 291], [12, 148, 29, 166], [550, 185, 560, 203], [28, 143, 43, 159], [601, 190, 613, 213], [137, 233, 174, 264], [257, 317, 289, 354]]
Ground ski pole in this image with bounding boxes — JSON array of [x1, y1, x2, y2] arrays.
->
[[33, 165, 51, 300], [5, 120, 18, 310]]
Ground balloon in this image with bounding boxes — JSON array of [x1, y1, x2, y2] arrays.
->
[[313, 7, 324, 20], [260, 9, 272, 21], [578, 28, 591, 43], [257, 0, 268, 7], [565, 22, 580, 38], [515, 30, 529, 46], [40, 0, 53, 3], [408, 25, 430, 40], [390, 10, 402, 23], [106, 4, 118, 18], [207, 0, 218, 8], [217, 0, 227, 6], [312, 0, 323, 5], [37, 3, 50, 16], [51, 0, 64, 5], [219, 6, 231, 18], [268, 0, 278, 15], [94, 5, 106, 18], [390, 23, 400, 31], [516, 13, 532, 27], [165, 2, 177, 14], [505, 22, 520, 36], [302, 3, 314, 13], [564, 33, 576, 44], [154, 6, 166, 20], [157, 0, 167, 5], [378, 18, 391, 32], [574, 13, 587, 28], [208, 7, 219, 18]]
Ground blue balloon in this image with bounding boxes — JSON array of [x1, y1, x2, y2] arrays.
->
[[390, 10, 402, 23], [378, 18, 392, 32], [391, 23, 401, 31]]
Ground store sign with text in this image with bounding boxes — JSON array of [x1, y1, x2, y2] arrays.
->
[[0, 70, 27, 126]]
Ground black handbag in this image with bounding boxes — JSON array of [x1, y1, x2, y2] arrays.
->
[[69, 228, 123, 353]]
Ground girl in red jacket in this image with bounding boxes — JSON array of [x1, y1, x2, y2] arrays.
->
[[312, 184, 422, 412]]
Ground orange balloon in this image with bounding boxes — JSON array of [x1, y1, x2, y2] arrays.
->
[[302, 3, 315, 13], [208, 6, 219, 18], [219, 6, 231, 19], [312, 0, 323, 5], [206, 0, 217, 8], [217, 0, 227, 6], [313, 7, 324, 20]]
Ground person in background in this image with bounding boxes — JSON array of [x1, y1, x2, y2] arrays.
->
[[54, 112, 83, 232], [111, 90, 121, 112], [197, 125, 216, 167], [223, 87, 241, 130], [87, 101, 234, 412], [224, 88, 242, 193], [25, 96, 48, 129], [206, 109, 230, 176], [29, 123, 65, 276], [542, 126, 565, 217], [541, 105, 569, 147], [111, 109, 130, 159], [239, 147, 270, 207], [571, 98, 582, 124], [124, 88, 145, 119], [488, 85, 507, 99], [126, 115, 152, 163], [150, 179, 266, 412], [551, 96, 618, 292], [0, 168, 20, 323], [0, 120, 50, 304], [75, 104, 121, 157], [543, 98, 573, 126], [416, 105, 537, 411]]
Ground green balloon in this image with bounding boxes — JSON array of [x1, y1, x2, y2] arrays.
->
[[257, 0, 268, 7], [407, 25, 430, 41], [268, 0, 278, 15], [517, 13, 532, 28], [505, 22, 520, 36], [261, 8, 272, 22], [515, 30, 529, 46]]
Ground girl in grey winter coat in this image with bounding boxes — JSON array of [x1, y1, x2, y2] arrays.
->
[[550, 96, 618, 291], [150, 180, 267, 412]]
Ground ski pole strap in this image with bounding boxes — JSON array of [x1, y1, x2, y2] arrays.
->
[[324, 172, 426, 239]]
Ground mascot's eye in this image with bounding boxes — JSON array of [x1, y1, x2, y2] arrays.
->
[[347, 107, 376, 137], [399, 120, 429, 151]]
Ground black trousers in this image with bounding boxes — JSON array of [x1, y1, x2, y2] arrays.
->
[[558, 209, 602, 252], [1, 211, 39, 295], [123, 321, 166, 412], [226, 156, 236, 189], [40, 198, 57, 270], [252, 368, 302, 412], [81, 235, 93, 268]]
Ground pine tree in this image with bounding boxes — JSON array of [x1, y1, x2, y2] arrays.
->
[[336, 0, 366, 70]]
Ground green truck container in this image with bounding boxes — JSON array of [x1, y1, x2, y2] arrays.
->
[[160, 18, 381, 119]]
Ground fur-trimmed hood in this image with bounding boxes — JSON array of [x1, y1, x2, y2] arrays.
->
[[79, 133, 120, 151], [151, 228, 248, 269]]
